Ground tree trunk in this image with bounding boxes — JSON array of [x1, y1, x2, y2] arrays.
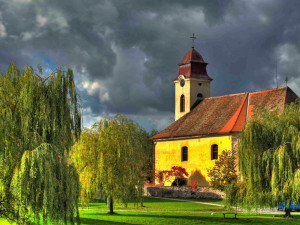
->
[[76, 205, 81, 225], [285, 208, 292, 217], [139, 184, 144, 207], [109, 197, 114, 214]]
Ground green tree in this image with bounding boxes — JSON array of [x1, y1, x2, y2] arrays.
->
[[0, 63, 81, 224], [145, 129, 158, 182], [70, 128, 101, 206], [237, 101, 300, 217], [71, 115, 152, 214], [207, 150, 237, 191]]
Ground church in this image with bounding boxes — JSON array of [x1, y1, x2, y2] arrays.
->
[[151, 46, 298, 186]]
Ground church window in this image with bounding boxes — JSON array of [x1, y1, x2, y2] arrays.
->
[[211, 144, 218, 160], [180, 95, 185, 112], [182, 146, 188, 161], [197, 93, 203, 101]]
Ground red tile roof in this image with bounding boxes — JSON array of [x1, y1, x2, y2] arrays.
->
[[174, 48, 213, 81], [151, 87, 298, 140], [179, 48, 205, 64]]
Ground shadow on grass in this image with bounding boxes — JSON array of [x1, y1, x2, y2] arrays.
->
[[80, 217, 134, 225], [83, 212, 300, 225], [82, 197, 224, 206], [85, 197, 184, 205]]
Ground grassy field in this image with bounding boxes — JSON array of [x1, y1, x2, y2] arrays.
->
[[1, 197, 300, 224], [80, 211, 300, 225], [80, 197, 225, 212]]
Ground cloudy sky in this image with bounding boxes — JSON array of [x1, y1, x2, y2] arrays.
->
[[1, 0, 300, 131]]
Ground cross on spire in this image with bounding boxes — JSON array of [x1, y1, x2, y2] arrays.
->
[[190, 33, 196, 48], [285, 76, 289, 86]]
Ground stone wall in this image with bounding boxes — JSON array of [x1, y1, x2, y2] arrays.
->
[[145, 186, 224, 200]]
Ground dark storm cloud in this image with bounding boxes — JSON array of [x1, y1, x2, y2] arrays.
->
[[0, 0, 300, 130]]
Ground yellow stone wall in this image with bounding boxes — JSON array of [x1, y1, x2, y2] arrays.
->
[[154, 135, 232, 186], [174, 78, 211, 121]]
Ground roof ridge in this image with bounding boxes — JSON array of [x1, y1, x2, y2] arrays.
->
[[249, 86, 286, 94], [206, 87, 287, 100], [205, 92, 247, 99]]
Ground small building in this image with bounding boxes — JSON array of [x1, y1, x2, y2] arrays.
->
[[151, 47, 298, 186]]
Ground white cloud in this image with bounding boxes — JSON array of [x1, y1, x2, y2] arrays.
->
[[36, 10, 68, 31], [82, 108, 115, 128], [258, 14, 269, 24], [36, 15, 47, 27], [21, 32, 34, 41], [0, 22, 6, 38], [82, 113, 103, 128], [81, 80, 110, 103]]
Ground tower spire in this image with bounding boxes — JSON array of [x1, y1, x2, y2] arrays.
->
[[190, 33, 196, 48]]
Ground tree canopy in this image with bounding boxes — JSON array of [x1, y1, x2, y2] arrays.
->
[[0, 63, 81, 224], [71, 115, 152, 213], [237, 101, 300, 216], [207, 150, 237, 192]]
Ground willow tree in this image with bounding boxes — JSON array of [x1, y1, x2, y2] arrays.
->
[[70, 128, 101, 206], [238, 101, 300, 217], [71, 115, 151, 214], [0, 63, 81, 224]]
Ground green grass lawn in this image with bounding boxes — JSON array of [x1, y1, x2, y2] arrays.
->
[[80, 211, 300, 225], [174, 197, 225, 205], [2, 197, 300, 224], [80, 197, 224, 212]]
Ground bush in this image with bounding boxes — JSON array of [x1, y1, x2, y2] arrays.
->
[[207, 150, 237, 191], [171, 178, 187, 187]]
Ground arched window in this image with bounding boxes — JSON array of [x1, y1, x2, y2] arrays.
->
[[197, 93, 203, 101], [211, 144, 218, 160], [180, 95, 185, 112], [181, 146, 188, 161], [191, 93, 204, 110]]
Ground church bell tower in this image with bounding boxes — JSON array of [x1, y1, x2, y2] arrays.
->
[[174, 47, 213, 120]]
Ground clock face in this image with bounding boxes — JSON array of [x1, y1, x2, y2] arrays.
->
[[180, 78, 185, 87]]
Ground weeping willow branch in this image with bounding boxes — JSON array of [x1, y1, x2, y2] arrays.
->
[[0, 62, 81, 224], [71, 115, 152, 213], [237, 102, 300, 216]]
